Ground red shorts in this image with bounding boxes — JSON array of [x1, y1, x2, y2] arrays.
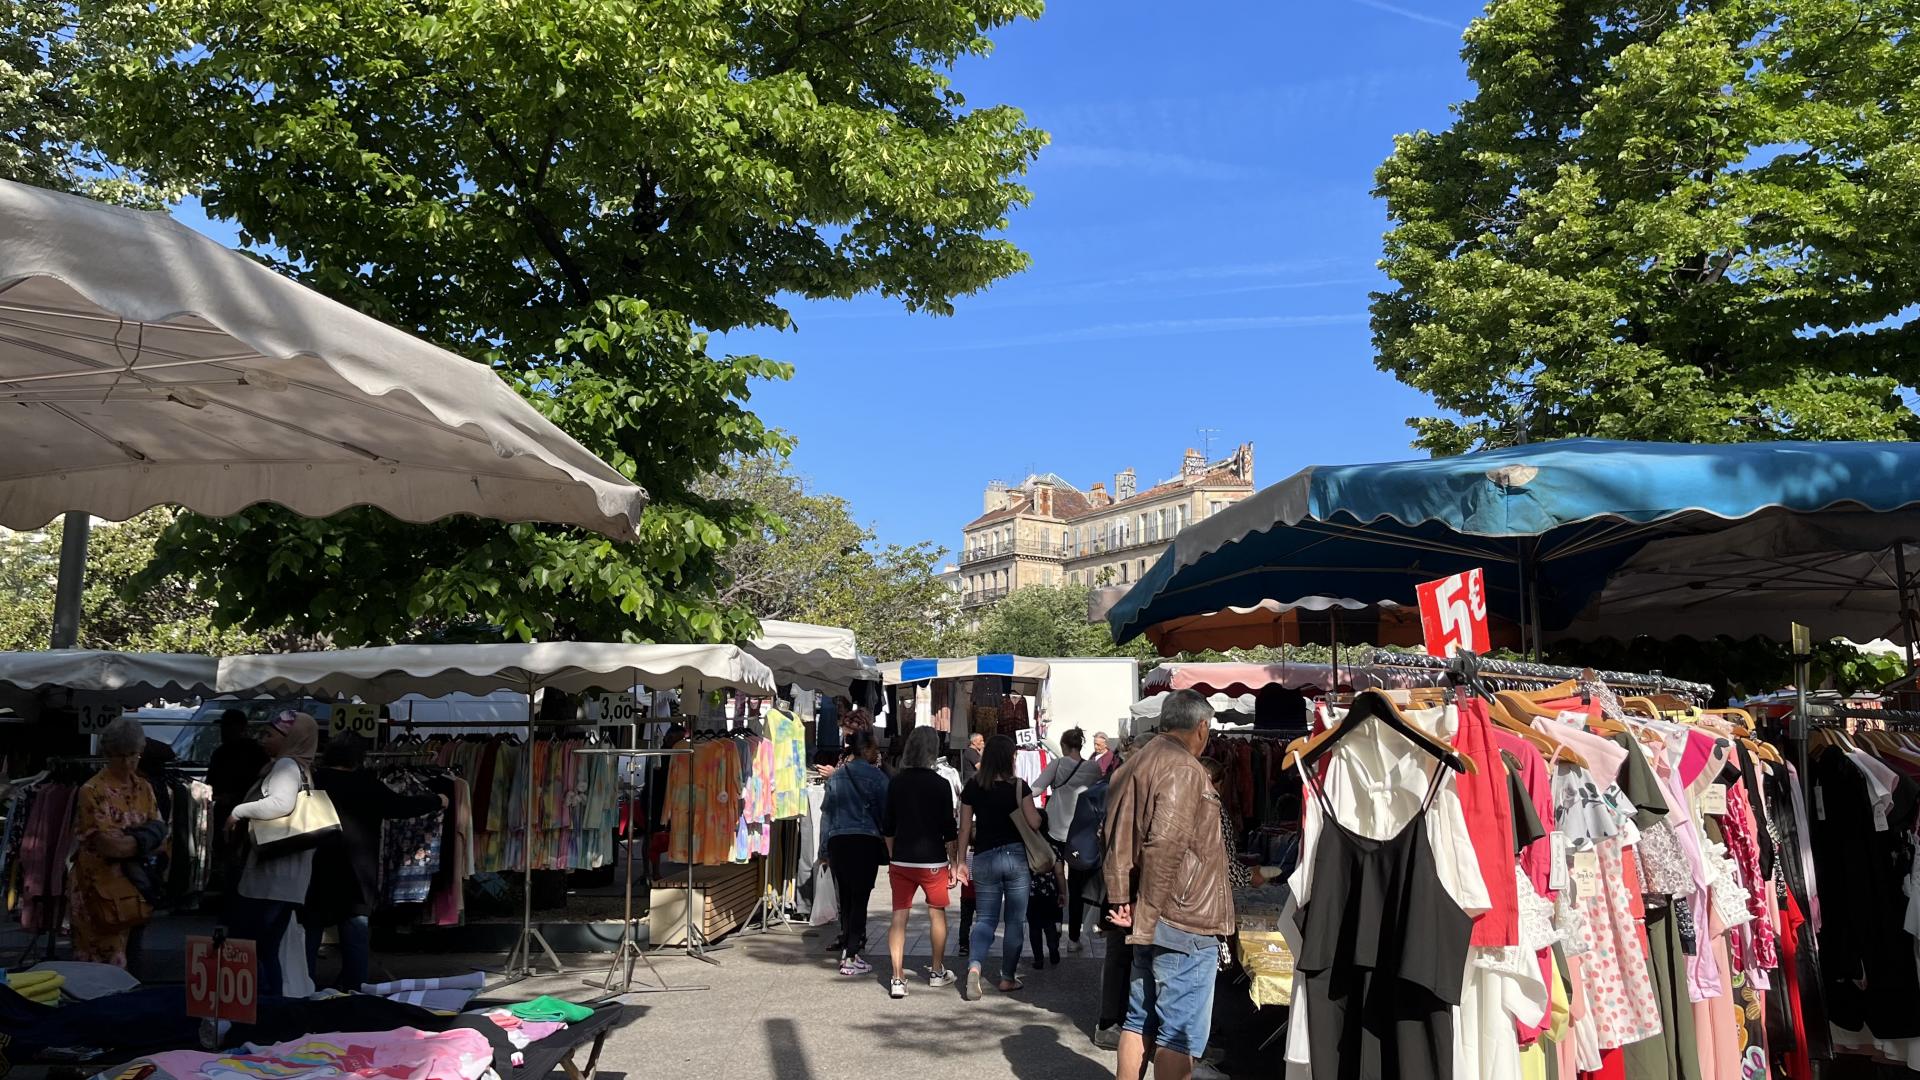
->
[[889, 864, 952, 910]]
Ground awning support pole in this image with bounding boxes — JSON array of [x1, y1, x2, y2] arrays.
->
[[50, 512, 89, 649], [1896, 544, 1918, 677]]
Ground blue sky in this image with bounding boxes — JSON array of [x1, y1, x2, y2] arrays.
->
[[177, 0, 1486, 556], [721, 0, 1484, 553]]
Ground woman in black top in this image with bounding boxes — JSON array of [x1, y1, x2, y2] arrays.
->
[[882, 727, 960, 998], [302, 735, 445, 990], [955, 734, 1044, 1001]]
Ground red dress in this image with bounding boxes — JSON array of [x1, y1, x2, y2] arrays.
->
[[1454, 697, 1519, 946]]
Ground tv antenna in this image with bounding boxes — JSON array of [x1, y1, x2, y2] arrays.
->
[[1197, 428, 1221, 460]]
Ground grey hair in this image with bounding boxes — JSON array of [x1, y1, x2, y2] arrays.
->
[[1158, 689, 1212, 734], [901, 725, 944, 771], [98, 714, 146, 757]]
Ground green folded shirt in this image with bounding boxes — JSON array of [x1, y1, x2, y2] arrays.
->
[[508, 995, 594, 1022]]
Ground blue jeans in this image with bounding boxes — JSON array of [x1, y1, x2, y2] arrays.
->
[[1123, 921, 1219, 1058], [967, 843, 1031, 982], [306, 915, 371, 990]]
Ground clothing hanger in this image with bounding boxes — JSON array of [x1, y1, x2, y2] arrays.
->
[[1283, 688, 1471, 774]]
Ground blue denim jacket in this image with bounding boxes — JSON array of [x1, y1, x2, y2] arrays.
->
[[821, 759, 889, 843]]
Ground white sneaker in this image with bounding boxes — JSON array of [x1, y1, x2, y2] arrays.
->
[[839, 955, 872, 976], [889, 978, 908, 999], [928, 967, 957, 989]]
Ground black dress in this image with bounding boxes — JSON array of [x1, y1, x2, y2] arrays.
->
[[1295, 762, 1473, 1080]]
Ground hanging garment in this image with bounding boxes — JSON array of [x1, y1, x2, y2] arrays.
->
[[1294, 760, 1474, 1080]]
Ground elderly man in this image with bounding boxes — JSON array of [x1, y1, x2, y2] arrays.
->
[[1103, 690, 1233, 1080]]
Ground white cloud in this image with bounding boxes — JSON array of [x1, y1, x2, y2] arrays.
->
[[1344, 0, 1462, 30]]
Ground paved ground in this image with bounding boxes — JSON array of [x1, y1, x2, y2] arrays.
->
[[517, 900, 1115, 1080]]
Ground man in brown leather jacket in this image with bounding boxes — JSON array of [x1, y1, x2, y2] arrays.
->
[[1102, 689, 1233, 1080]]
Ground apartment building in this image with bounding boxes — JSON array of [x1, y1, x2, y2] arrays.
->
[[957, 444, 1255, 608]]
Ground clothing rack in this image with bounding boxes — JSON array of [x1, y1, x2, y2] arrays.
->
[[1360, 649, 1714, 702], [569, 745, 707, 996]]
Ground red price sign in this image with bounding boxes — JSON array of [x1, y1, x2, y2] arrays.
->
[[1415, 568, 1490, 658], [185, 935, 259, 1024]]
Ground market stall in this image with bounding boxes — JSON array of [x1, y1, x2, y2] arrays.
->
[[1102, 438, 1920, 1080], [214, 643, 777, 978], [877, 654, 1050, 749]]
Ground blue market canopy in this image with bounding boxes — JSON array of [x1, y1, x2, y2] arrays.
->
[[1108, 439, 1920, 649], [878, 655, 1051, 685]]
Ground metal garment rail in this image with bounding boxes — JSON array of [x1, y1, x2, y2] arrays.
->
[[1355, 649, 1715, 702], [569, 746, 709, 995]]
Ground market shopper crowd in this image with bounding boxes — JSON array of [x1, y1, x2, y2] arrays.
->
[[817, 689, 1237, 1080]]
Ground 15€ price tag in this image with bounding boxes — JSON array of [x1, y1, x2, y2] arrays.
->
[[329, 703, 379, 739], [185, 935, 258, 1024]]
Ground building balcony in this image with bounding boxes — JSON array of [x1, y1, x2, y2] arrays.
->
[[960, 540, 1068, 565], [961, 586, 1010, 608]]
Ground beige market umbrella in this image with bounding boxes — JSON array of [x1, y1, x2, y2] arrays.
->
[[0, 180, 646, 537]]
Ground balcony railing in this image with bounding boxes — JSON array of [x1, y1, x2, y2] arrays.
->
[[961, 586, 1010, 607], [960, 540, 1068, 565]]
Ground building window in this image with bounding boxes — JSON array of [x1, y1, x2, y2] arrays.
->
[[1160, 508, 1172, 537], [1139, 559, 1147, 579], [1119, 563, 1129, 584], [1207, 499, 1226, 518], [1177, 504, 1191, 530]]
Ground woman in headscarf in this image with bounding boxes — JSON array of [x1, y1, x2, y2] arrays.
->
[[225, 709, 320, 996]]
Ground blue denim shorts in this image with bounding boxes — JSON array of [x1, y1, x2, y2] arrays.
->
[[1122, 921, 1219, 1057]]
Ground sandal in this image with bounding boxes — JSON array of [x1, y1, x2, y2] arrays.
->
[[996, 978, 1024, 993]]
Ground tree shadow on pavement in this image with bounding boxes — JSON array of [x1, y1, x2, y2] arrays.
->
[[1002, 1022, 1111, 1080], [766, 1017, 815, 1080]]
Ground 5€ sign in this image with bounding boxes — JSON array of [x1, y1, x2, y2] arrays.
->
[[1415, 568, 1490, 658], [185, 934, 258, 1024]]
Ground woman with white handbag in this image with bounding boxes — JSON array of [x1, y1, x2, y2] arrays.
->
[[225, 710, 330, 996]]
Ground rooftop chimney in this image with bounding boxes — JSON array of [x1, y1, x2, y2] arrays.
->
[[1089, 481, 1109, 505], [1034, 480, 1055, 517], [984, 480, 1010, 514], [1182, 448, 1206, 479], [1115, 468, 1136, 502]]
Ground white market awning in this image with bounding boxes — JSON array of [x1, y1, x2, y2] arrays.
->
[[0, 180, 646, 539], [0, 649, 218, 705], [745, 620, 878, 694], [215, 642, 776, 700], [878, 655, 1050, 686]]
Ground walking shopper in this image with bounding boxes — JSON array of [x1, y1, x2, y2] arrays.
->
[[955, 734, 1043, 1000], [1036, 727, 1102, 948], [226, 710, 321, 997], [882, 727, 960, 998], [821, 730, 889, 977], [956, 731, 987, 952], [206, 708, 266, 889], [67, 716, 162, 968], [961, 732, 984, 784], [303, 735, 447, 989], [1093, 731, 1121, 776], [1104, 690, 1235, 1080]]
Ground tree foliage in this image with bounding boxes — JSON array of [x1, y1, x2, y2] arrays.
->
[[700, 452, 963, 660], [0, 512, 278, 653], [48, 0, 1045, 644], [1373, 0, 1920, 453], [963, 583, 1157, 662]]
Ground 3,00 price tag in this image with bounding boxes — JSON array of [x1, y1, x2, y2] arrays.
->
[[75, 698, 123, 736], [594, 692, 638, 726], [185, 935, 258, 1024], [330, 703, 379, 739]]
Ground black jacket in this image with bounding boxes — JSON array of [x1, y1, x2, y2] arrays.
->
[[303, 768, 441, 924], [883, 767, 958, 866]]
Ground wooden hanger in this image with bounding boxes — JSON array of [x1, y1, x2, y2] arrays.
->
[[1483, 695, 1585, 767], [1283, 688, 1472, 774]]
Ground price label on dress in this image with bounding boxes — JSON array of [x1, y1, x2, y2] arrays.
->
[[1548, 832, 1570, 891], [329, 703, 379, 739], [74, 698, 122, 735], [185, 935, 258, 1024], [1572, 850, 1601, 899], [594, 692, 638, 726], [1697, 783, 1728, 816]]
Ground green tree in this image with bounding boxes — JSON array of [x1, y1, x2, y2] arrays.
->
[[60, 0, 1045, 644], [966, 582, 1156, 661], [1373, 0, 1920, 454], [0, 512, 277, 653], [700, 452, 963, 660]]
